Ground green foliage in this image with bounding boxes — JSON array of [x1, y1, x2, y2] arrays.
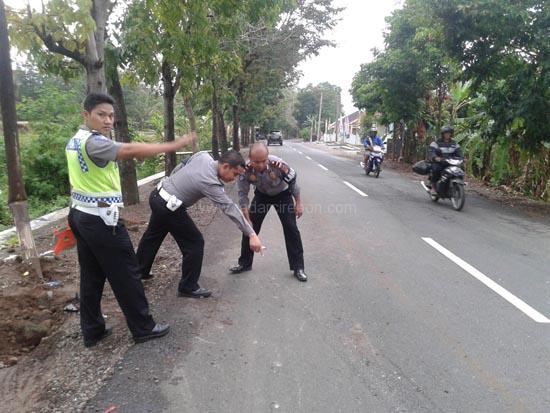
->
[[4, 235, 19, 249], [351, 0, 550, 201], [7, 0, 96, 80], [299, 128, 311, 141], [489, 140, 512, 186], [293, 82, 341, 130]]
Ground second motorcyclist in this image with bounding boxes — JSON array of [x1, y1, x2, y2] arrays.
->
[[428, 126, 464, 194]]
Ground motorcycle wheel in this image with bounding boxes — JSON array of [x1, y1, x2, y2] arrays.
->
[[451, 183, 465, 211], [375, 166, 381, 178], [365, 165, 371, 175]]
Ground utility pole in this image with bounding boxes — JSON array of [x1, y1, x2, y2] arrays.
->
[[335, 91, 341, 143], [316, 92, 323, 143], [0, 0, 41, 276]]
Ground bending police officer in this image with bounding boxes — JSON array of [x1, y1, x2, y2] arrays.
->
[[136, 150, 264, 298]]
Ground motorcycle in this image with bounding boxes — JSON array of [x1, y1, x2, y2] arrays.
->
[[361, 145, 385, 178], [419, 158, 466, 211]]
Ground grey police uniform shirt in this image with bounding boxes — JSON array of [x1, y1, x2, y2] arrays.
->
[[161, 151, 255, 237], [237, 155, 299, 208], [81, 127, 122, 167]]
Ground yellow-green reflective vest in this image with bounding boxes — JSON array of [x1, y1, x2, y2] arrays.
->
[[66, 129, 123, 207]]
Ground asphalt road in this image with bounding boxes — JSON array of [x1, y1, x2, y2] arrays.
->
[[86, 141, 550, 413]]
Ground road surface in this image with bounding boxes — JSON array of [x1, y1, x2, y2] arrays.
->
[[86, 141, 550, 412]]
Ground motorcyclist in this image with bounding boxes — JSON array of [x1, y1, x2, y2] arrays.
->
[[363, 126, 385, 150], [363, 126, 385, 168], [428, 125, 464, 193]]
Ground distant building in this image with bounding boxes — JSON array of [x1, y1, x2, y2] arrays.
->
[[324, 111, 387, 145]]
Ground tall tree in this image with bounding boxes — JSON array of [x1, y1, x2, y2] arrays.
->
[[294, 82, 341, 129], [230, 0, 342, 147], [10, 0, 114, 93], [0, 0, 41, 274], [105, 44, 140, 205]]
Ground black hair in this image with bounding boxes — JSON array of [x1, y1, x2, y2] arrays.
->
[[219, 149, 245, 168], [83, 92, 115, 112]]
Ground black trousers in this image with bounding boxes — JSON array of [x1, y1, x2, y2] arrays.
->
[[68, 208, 155, 340], [136, 190, 204, 293], [238, 190, 304, 270], [430, 163, 445, 185]]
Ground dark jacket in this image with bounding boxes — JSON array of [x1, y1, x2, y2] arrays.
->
[[429, 139, 463, 162]]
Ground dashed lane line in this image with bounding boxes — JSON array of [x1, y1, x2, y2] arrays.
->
[[422, 237, 550, 324]]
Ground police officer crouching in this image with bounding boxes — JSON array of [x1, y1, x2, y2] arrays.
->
[[230, 142, 307, 282], [67, 92, 192, 347]]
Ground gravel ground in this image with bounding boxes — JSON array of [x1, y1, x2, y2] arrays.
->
[[0, 180, 220, 413]]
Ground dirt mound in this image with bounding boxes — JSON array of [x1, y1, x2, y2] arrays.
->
[[0, 257, 77, 367]]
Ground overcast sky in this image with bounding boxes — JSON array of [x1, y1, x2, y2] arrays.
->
[[297, 0, 402, 114], [7, 0, 402, 114]]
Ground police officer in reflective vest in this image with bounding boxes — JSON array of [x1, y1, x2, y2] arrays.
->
[[230, 142, 307, 282], [66, 92, 192, 347]]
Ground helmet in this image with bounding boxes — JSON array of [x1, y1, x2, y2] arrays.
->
[[441, 125, 454, 135]]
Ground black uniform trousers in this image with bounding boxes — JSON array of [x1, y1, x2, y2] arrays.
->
[[136, 190, 204, 293], [68, 208, 155, 341], [238, 189, 304, 270]]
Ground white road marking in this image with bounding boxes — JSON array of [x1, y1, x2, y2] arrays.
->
[[343, 181, 368, 197], [297, 151, 303, 155], [422, 237, 550, 324], [305, 155, 312, 160], [318, 164, 328, 171]]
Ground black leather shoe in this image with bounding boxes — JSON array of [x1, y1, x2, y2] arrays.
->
[[134, 323, 170, 344], [177, 287, 212, 298], [141, 272, 154, 281], [84, 327, 112, 348], [294, 269, 308, 282], [229, 264, 252, 274]]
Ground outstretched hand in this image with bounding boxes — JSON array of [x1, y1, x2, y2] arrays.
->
[[174, 132, 197, 149]]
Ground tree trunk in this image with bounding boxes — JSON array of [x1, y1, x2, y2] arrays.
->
[[86, 0, 109, 93], [211, 113, 220, 161], [108, 67, 139, 205], [0, 0, 41, 275], [85, 62, 106, 94], [232, 104, 240, 151], [241, 124, 250, 147], [183, 95, 199, 153], [211, 90, 221, 160], [217, 109, 228, 154], [161, 61, 177, 174]]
